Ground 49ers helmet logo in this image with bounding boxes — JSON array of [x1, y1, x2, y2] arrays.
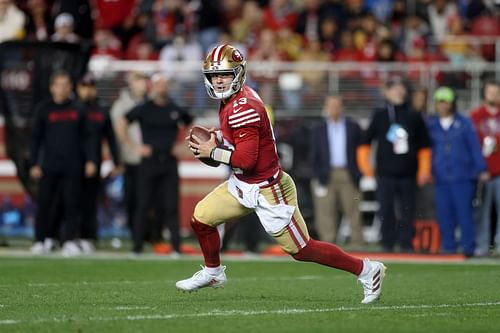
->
[[232, 50, 243, 62]]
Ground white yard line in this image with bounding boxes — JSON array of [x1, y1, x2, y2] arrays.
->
[[25, 280, 169, 287], [1, 301, 499, 325], [113, 306, 152, 311], [0, 275, 326, 288]]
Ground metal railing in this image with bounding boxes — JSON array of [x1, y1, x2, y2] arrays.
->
[[89, 59, 500, 120]]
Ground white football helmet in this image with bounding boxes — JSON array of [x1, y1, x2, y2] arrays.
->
[[203, 44, 246, 99]]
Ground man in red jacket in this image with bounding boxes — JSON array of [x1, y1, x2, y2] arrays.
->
[[176, 44, 386, 304], [470, 81, 500, 256]]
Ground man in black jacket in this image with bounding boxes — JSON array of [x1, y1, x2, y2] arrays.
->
[[116, 74, 193, 255], [357, 76, 431, 252], [29, 70, 96, 256], [310, 95, 364, 248], [76, 73, 121, 253]]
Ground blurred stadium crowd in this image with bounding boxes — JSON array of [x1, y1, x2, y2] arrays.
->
[[1, 0, 499, 63]]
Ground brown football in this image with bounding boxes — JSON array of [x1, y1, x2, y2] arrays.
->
[[189, 126, 212, 144], [189, 126, 221, 167]]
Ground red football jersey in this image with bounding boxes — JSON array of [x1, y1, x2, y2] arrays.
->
[[219, 85, 281, 184], [470, 105, 500, 177]]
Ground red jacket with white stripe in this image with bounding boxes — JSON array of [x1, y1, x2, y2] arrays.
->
[[470, 104, 500, 177], [219, 85, 281, 184]]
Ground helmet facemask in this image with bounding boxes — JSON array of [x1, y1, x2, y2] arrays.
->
[[203, 66, 246, 100]]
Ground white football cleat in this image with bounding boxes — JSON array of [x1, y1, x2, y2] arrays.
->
[[169, 251, 181, 259], [79, 239, 95, 255], [31, 242, 45, 255], [176, 266, 226, 292], [358, 259, 386, 304], [61, 241, 82, 257], [43, 238, 57, 252]]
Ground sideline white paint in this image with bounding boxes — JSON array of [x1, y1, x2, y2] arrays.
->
[[0, 301, 499, 325], [0, 160, 226, 179]]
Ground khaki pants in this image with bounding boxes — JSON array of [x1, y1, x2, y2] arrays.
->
[[194, 172, 310, 255], [311, 169, 363, 246]]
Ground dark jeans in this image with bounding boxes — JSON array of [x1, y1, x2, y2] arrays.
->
[[35, 171, 81, 243], [133, 156, 180, 253], [80, 173, 100, 240], [376, 176, 417, 251], [124, 164, 139, 237]]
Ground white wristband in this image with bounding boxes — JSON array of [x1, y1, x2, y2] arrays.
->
[[210, 147, 232, 165]]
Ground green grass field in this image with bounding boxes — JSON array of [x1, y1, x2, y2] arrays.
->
[[1, 256, 499, 333]]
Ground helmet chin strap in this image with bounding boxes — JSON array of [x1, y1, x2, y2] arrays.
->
[[204, 77, 240, 100], [212, 89, 233, 99]]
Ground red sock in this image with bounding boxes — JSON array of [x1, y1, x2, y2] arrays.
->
[[191, 217, 221, 267], [293, 239, 363, 275]]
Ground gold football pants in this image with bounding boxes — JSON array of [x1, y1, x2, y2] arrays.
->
[[194, 172, 310, 254]]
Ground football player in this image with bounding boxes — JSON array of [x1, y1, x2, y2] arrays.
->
[[176, 45, 386, 304]]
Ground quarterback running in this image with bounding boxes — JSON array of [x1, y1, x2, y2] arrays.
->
[[176, 44, 386, 304]]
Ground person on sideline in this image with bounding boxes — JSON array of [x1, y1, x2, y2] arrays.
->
[[116, 74, 193, 255], [76, 73, 121, 253], [29, 70, 96, 256], [110, 71, 148, 244], [176, 44, 386, 304], [427, 87, 488, 257], [309, 95, 364, 248], [470, 81, 500, 256], [357, 75, 432, 253]]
